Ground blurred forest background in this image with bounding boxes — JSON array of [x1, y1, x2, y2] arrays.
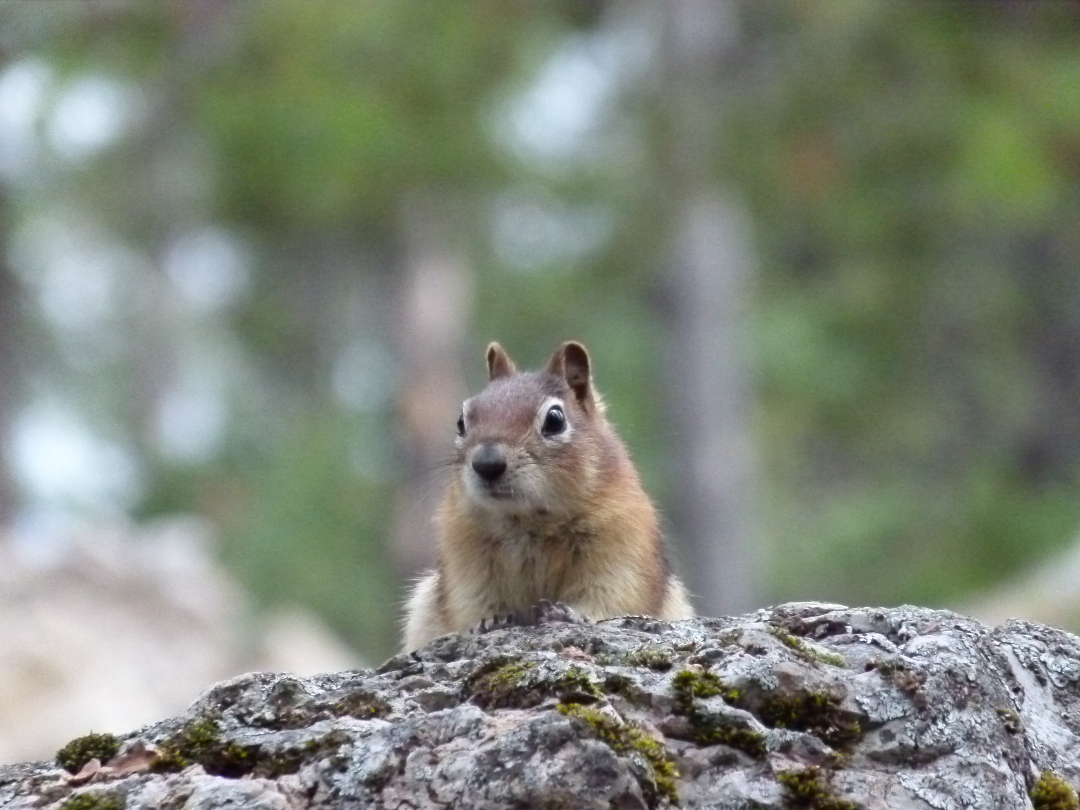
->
[[2, 0, 1080, 703]]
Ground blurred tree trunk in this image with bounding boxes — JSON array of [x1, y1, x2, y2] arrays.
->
[[392, 193, 473, 577], [0, 42, 18, 526], [0, 201, 20, 526], [661, 0, 760, 617]]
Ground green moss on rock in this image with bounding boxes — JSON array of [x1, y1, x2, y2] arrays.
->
[[768, 626, 846, 668], [56, 733, 121, 774], [623, 646, 674, 671], [152, 716, 256, 777], [755, 690, 862, 749], [251, 729, 351, 778], [558, 703, 678, 807], [868, 658, 928, 708], [59, 793, 125, 810], [330, 691, 390, 720], [552, 666, 604, 705], [467, 659, 538, 708], [1031, 772, 1080, 810], [469, 659, 604, 708], [777, 767, 860, 809], [671, 669, 738, 704], [671, 669, 765, 758], [262, 679, 390, 729]]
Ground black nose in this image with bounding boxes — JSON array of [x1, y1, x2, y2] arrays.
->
[[472, 444, 507, 481]]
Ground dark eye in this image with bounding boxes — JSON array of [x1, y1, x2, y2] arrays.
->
[[541, 405, 566, 436], [456, 413, 465, 436]]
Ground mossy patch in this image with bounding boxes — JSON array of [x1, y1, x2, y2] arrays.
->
[[467, 659, 539, 709], [768, 626, 845, 668], [755, 690, 862, 749], [59, 793, 125, 810], [551, 666, 603, 704], [1030, 771, 1080, 810], [56, 733, 121, 774], [603, 673, 634, 696], [777, 767, 860, 809], [595, 646, 675, 671], [867, 658, 927, 708], [468, 659, 603, 709], [623, 646, 675, 671], [250, 729, 352, 778], [671, 669, 739, 703], [601, 672, 651, 706], [256, 679, 389, 729], [151, 714, 347, 778], [671, 669, 765, 758], [996, 707, 1022, 735], [151, 716, 256, 777], [558, 703, 678, 807]]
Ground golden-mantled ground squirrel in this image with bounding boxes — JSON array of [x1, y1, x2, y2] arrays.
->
[[403, 340, 694, 651]]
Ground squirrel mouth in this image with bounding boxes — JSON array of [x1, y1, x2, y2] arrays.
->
[[479, 482, 515, 500], [468, 474, 518, 502]]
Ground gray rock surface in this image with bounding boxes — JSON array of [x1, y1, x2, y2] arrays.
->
[[3, 603, 1079, 809]]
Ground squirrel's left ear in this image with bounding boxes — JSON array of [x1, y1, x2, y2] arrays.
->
[[546, 341, 595, 411]]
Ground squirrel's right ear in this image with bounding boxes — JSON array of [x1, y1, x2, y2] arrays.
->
[[545, 340, 595, 411], [486, 342, 517, 380]]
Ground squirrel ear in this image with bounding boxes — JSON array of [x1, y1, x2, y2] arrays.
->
[[546, 341, 594, 409], [486, 342, 516, 380]]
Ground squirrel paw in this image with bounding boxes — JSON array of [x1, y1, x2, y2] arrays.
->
[[530, 600, 587, 626], [471, 612, 522, 635], [471, 602, 587, 634]]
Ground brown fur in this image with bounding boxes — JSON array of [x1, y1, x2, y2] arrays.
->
[[403, 341, 694, 651]]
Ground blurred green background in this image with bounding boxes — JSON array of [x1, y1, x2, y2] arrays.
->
[[2, 0, 1080, 663]]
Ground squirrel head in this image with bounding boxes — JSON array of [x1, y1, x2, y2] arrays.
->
[[452, 340, 608, 515]]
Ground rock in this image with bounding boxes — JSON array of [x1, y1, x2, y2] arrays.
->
[[3, 604, 1080, 809]]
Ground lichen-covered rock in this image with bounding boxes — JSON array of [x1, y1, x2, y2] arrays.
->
[[3, 603, 1080, 809]]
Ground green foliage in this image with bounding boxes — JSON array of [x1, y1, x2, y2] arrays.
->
[[216, 410, 400, 658], [1031, 772, 1080, 810], [56, 733, 120, 774], [12, 0, 1080, 672], [197, 0, 536, 232], [727, 1, 1080, 608]]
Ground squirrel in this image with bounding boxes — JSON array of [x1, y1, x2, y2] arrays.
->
[[403, 340, 694, 651]]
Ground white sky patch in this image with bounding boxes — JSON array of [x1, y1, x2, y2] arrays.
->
[[332, 341, 397, 413], [491, 190, 613, 272], [155, 374, 229, 463], [505, 35, 615, 159], [46, 74, 144, 161], [12, 405, 143, 511], [39, 243, 121, 332], [492, 21, 655, 166], [9, 214, 150, 334], [0, 57, 52, 180], [163, 227, 252, 313]]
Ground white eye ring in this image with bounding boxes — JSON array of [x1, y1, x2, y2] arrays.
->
[[536, 397, 572, 441]]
